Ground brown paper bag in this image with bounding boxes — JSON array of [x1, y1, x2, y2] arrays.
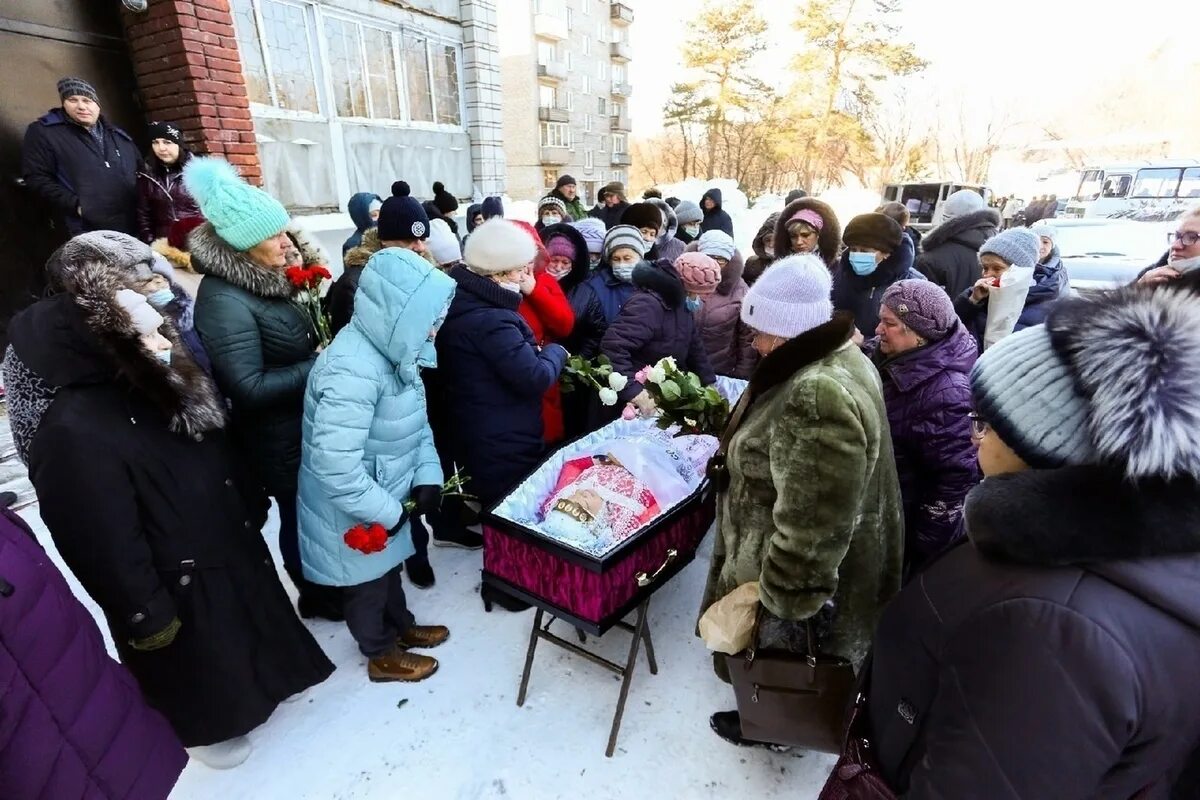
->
[[698, 581, 760, 654]]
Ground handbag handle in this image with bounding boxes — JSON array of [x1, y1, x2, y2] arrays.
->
[[743, 604, 828, 669], [706, 389, 755, 492]]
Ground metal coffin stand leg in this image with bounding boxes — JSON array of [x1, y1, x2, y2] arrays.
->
[[515, 601, 656, 757]]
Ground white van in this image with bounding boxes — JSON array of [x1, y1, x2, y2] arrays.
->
[[1063, 160, 1200, 220], [880, 182, 992, 232]]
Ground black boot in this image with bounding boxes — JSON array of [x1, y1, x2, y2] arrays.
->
[[480, 583, 532, 613], [286, 564, 344, 622], [433, 526, 483, 550], [405, 554, 436, 589], [709, 711, 791, 752]]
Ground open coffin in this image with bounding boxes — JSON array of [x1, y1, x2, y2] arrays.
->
[[482, 377, 747, 634]]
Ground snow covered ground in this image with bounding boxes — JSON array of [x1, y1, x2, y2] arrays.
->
[[17, 503, 835, 799]]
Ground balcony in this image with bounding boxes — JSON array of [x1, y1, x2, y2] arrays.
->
[[611, 82, 632, 98], [611, 2, 634, 25], [541, 146, 570, 166], [611, 152, 632, 167], [538, 104, 570, 124], [610, 40, 632, 62], [537, 59, 568, 81], [533, 13, 568, 41], [610, 113, 632, 133]]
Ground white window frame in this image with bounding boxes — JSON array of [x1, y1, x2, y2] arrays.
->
[[541, 121, 570, 148], [584, 113, 592, 133], [242, 0, 324, 120], [585, 149, 594, 171]]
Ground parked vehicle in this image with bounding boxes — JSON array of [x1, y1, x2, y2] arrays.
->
[[1046, 218, 1173, 294], [1063, 160, 1200, 220], [880, 182, 992, 232]]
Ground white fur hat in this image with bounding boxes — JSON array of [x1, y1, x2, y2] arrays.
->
[[427, 218, 462, 266], [463, 219, 535, 275]]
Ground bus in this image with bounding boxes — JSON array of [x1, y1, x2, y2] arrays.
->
[[880, 182, 992, 232], [1063, 160, 1200, 220]]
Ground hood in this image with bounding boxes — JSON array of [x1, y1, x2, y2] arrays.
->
[[646, 198, 679, 247], [774, 197, 842, 269], [836, 232, 916, 288], [9, 263, 225, 437], [352, 248, 456, 374], [538, 223, 591, 293], [465, 204, 483, 233], [189, 221, 325, 299], [631, 260, 685, 309], [877, 321, 977, 393], [347, 192, 382, 232], [151, 237, 193, 273], [1026, 251, 1068, 304], [753, 213, 781, 260], [701, 188, 723, 212], [921, 208, 1001, 253], [966, 464, 1200, 629], [344, 227, 383, 269], [684, 240, 745, 295]]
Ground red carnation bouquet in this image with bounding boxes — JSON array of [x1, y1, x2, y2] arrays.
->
[[285, 265, 333, 348], [343, 522, 389, 554]]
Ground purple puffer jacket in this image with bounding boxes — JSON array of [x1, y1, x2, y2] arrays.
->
[[684, 241, 758, 379], [135, 151, 201, 244], [0, 507, 187, 799], [869, 323, 981, 574]]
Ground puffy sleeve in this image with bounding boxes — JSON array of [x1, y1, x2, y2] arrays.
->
[[524, 272, 575, 341], [477, 314, 567, 398], [601, 293, 658, 403]]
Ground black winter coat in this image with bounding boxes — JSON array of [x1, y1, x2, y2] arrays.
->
[[327, 226, 384, 336], [22, 109, 138, 236], [590, 200, 630, 230], [832, 234, 922, 335], [540, 223, 604, 358], [190, 223, 322, 496], [135, 151, 201, 244], [700, 188, 734, 237], [915, 209, 1001, 299], [867, 466, 1200, 798], [10, 284, 332, 747]]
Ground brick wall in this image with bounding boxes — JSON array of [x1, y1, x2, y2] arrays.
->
[[123, 0, 262, 184]]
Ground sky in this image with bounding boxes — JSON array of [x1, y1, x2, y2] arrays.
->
[[628, 0, 1197, 138]]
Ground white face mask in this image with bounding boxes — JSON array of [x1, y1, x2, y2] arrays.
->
[[1170, 253, 1200, 274], [498, 280, 522, 294], [611, 262, 636, 282], [542, 215, 562, 226], [684, 224, 700, 238]]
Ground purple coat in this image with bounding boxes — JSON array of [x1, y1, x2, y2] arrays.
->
[[135, 151, 201, 244], [0, 508, 186, 799], [869, 323, 980, 573], [684, 241, 759, 379]]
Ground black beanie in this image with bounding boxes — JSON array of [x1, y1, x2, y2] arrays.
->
[[433, 181, 458, 215], [556, 174, 576, 190], [620, 202, 664, 232], [378, 181, 430, 241], [843, 213, 904, 254], [147, 121, 183, 146]]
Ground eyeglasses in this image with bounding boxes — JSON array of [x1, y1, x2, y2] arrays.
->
[[968, 412, 989, 440], [1169, 231, 1200, 247]]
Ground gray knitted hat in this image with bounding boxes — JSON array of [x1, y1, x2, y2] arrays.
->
[[49, 231, 156, 292], [674, 200, 703, 226], [57, 77, 98, 103], [980, 228, 1041, 269], [603, 225, 646, 261]]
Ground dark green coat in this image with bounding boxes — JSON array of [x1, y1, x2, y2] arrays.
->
[[190, 222, 325, 495], [701, 313, 904, 671]]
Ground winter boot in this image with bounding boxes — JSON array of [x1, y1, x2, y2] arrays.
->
[[398, 624, 449, 649], [404, 554, 436, 589], [433, 526, 483, 550], [368, 648, 438, 683], [708, 711, 791, 752], [480, 583, 532, 613], [187, 736, 253, 769]]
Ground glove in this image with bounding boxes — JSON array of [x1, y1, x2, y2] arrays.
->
[[130, 617, 181, 652], [632, 389, 657, 416], [410, 484, 442, 517]]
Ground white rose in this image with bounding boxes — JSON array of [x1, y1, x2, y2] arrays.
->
[[598, 387, 619, 406], [662, 356, 678, 371], [647, 366, 667, 384], [608, 372, 628, 391]]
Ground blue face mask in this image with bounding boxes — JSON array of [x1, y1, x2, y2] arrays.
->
[[147, 288, 174, 308], [848, 252, 879, 276], [685, 296, 703, 312], [154, 349, 172, 366], [611, 263, 636, 282]]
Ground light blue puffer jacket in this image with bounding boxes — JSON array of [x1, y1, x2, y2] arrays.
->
[[297, 247, 455, 587]]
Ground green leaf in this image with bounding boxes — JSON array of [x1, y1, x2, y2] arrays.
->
[[597, 355, 612, 367], [660, 379, 682, 402]]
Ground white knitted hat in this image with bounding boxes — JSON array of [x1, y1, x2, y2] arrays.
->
[[463, 219, 535, 275], [426, 218, 462, 266], [740, 254, 832, 339]]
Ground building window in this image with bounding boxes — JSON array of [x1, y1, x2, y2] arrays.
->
[[612, 63, 626, 85], [432, 44, 462, 126], [541, 122, 570, 148], [324, 17, 369, 117], [582, 75, 590, 95], [583, 36, 590, 56], [363, 26, 402, 119], [537, 40, 559, 64], [565, 51, 573, 71], [598, 59, 608, 81], [600, 135, 607, 152], [597, 96, 607, 115], [402, 35, 435, 123], [582, 0, 591, 14], [231, 0, 320, 113], [566, 8, 574, 27], [584, 113, 592, 133], [567, 91, 575, 111], [585, 150, 594, 171], [613, 134, 626, 154], [539, 84, 557, 107], [543, 169, 559, 188]]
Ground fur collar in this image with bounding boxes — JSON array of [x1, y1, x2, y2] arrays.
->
[[151, 238, 194, 273], [920, 208, 1001, 252], [189, 222, 326, 299], [344, 227, 382, 269], [632, 260, 685, 308], [967, 465, 1200, 566], [749, 312, 856, 399]]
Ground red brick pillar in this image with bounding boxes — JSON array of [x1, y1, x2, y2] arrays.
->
[[123, 0, 262, 184]]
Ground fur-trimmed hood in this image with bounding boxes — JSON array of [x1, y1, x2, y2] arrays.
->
[[753, 212, 780, 260], [921, 208, 1001, 253], [343, 226, 383, 269], [774, 197, 842, 269], [631, 260, 685, 309], [683, 239, 746, 296], [646, 198, 679, 248], [188, 221, 328, 299]]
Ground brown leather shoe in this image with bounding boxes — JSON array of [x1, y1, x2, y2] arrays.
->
[[368, 648, 438, 682], [399, 625, 449, 649]]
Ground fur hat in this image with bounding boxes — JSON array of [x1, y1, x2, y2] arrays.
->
[[741, 254, 833, 339], [427, 218, 462, 266], [378, 181, 430, 241], [880, 280, 959, 342], [538, 196, 569, 218], [432, 182, 458, 215], [57, 76, 97, 103], [843, 213, 904, 254], [600, 181, 627, 201], [481, 196, 505, 220], [675, 252, 721, 295], [603, 225, 646, 261], [572, 218, 607, 255], [463, 219, 536, 275], [696, 230, 736, 262], [980, 227, 1041, 269], [940, 189, 985, 222], [183, 157, 289, 252], [971, 286, 1200, 480], [674, 200, 703, 226], [620, 202, 664, 232], [50, 231, 156, 293]]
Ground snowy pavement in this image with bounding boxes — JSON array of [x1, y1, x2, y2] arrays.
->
[[16, 503, 834, 799]]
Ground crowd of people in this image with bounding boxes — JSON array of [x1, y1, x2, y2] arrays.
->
[[2, 75, 1199, 797]]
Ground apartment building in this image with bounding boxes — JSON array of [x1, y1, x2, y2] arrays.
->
[[498, 0, 634, 205]]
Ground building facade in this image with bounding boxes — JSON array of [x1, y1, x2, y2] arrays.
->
[[498, 0, 633, 206]]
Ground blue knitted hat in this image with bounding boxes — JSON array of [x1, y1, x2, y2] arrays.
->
[[183, 157, 289, 251], [979, 227, 1041, 270]]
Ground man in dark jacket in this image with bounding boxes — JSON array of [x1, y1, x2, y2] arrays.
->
[[549, 174, 589, 221], [859, 285, 1200, 798], [22, 77, 138, 236], [700, 188, 734, 237], [590, 181, 631, 229], [915, 201, 1001, 300]]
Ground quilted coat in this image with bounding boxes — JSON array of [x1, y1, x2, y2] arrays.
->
[[190, 222, 326, 495], [435, 265, 568, 506], [684, 240, 758, 379], [600, 261, 717, 405], [701, 313, 904, 671], [519, 264, 574, 444], [868, 323, 980, 573], [914, 208, 1001, 299], [0, 506, 186, 799], [541, 223, 604, 358], [581, 264, 638, 327], [298, 248, 454, 587], [135, 150, 200, 244]]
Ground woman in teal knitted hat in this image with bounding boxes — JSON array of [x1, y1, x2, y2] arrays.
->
[[183, 157, 342, 622]]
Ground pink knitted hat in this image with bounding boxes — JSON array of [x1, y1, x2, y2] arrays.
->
[[545, 235, 577, 262], [675, 252, 722, 295], [787, 208, 825, 231]]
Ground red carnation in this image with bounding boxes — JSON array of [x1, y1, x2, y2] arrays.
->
[[344, 522, 390, 554], [309, 265, 332, 282], [285, 266, 309, 288]]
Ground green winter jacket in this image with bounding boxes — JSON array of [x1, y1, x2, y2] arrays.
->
[[190, 222, 325, 496], [551, 189, 589, 222], [701, 312, 904, 670]]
